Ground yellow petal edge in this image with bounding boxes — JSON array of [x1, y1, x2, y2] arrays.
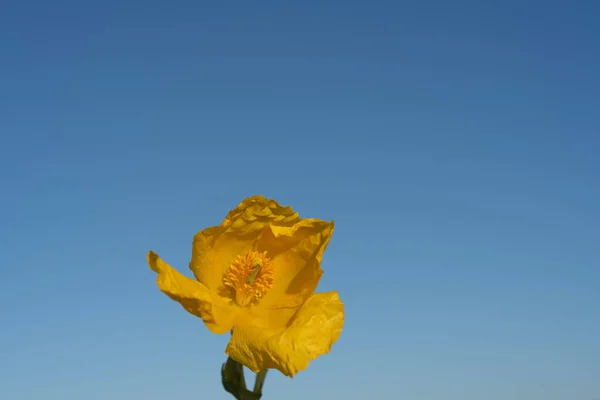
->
[[225, 291, 345, 377], [147, 251, 236, 334]]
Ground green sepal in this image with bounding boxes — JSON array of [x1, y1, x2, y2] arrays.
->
[[221, 357, 268, 400]]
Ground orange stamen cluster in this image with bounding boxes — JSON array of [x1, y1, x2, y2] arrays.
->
[[223, 251, 275, 307]]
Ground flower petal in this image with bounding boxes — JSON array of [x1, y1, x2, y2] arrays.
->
[[147, 251, 236, 334], [225, 291, 344, 377], [255, 219, 334, 310], [189, 196, 301, 294]]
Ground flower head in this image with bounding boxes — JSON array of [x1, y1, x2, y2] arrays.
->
[[147, 195, 344, 377]]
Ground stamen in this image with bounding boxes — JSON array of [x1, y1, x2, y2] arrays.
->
[[223, 251, 274, 307]]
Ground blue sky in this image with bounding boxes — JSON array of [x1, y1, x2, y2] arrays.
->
[[1, 1, 599, 399]]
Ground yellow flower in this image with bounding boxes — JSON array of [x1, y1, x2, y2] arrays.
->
[[147, 195, 344, 377]]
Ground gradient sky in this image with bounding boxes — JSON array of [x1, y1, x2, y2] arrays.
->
[[1, 1, 599, 399]]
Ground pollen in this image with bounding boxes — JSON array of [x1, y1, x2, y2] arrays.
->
[[223, 250, 275, 307]]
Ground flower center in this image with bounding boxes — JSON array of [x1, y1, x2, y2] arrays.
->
[[223, 250, 275, 307]]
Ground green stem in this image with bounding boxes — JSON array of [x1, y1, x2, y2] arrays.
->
[[221, 357, 268, 399], [253, 370, 268, 394]]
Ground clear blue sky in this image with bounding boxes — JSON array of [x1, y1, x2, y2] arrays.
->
[[1, 1, 599, 399]]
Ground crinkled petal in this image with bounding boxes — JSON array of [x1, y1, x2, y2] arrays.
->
[[147, 251, 237, 334], [189, 195, 300, 294], [225, 291, 344, 377], [255, 219, 334, 310]]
